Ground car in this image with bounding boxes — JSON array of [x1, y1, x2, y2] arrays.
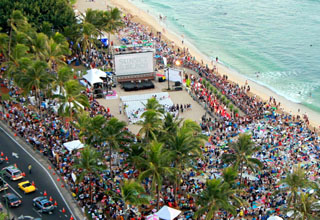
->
[[0, 177, 8, 192], [2, 193, 21, 207], [18, 180, 36, 194], [33, 196, 55, 213], [2, 165, 24, 181]]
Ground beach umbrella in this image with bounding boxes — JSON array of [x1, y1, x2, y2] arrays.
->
[[267, 216, 283, 220]]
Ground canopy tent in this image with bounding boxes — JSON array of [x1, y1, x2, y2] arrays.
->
[[147, 214, 159, 220], [155, 206, 181, 220], [83, 69, 106, 85], [63, 140, 84, 153], [267, 216, 283, 220], [87, 68, 107, 78]]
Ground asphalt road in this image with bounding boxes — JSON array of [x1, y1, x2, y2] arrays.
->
[[0, 128, 75, 220]]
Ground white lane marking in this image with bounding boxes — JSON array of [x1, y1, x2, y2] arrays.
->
[[32, 208, 43, 217], [12, 152, 19, 158], [3, 179, 22, 198], [0, 127, 77, 220]]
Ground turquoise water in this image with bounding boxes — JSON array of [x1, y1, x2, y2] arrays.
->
[[130, 0, 320, 112]]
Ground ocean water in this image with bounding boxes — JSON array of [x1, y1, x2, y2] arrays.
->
[[130, 0, 320, 112]]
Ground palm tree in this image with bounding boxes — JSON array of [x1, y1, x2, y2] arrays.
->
[[144, 97, 164, 113], [83, 9, 105, 36], [115, 180, 150, 219], [51, 66, 74, 96], [16, 60, 54, 110], [287, 192, 320, 220], [222, 166, 238, 188], [30, 32, 48, 61], [55, 80, 89, 138], [0, 32, 9, 61], [103, 7, 124, 54], [5, 43, 32, 79], [72, 111, 92, 144], [282, 166, 311, 208], [43, 32, 71, 71], [166, 120, 207, 201], [77, 21, 99, 55], [101, 117, 130, 175], [138, 141, 175, 210], [195, 178, 244, 220], [161, 113, 182, 136], [7, 10, 31, 57], [73, 146, 105, 202], [138, 110, 163, 143], [222, 133, 262, 186]]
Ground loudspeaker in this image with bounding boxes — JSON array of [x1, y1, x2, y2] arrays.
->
[[175, 87, 182, 91]]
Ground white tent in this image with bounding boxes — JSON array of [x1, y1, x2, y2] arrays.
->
[[83, 69, 105, 85], [87, 68, 107, 78], [155, 206, 181, 220], [267, 216, 283, 220], [63, 140, 84, 153]]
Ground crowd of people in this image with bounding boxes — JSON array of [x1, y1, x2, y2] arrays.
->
[[0, 10, 319, 220]]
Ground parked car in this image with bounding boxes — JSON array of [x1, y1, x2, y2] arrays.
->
[[2, 165, 23, 181], [33, 196, 55, 213], [18, 180, 36, 194], [0, 177, 8, 192], [2, 193, 22, 207]]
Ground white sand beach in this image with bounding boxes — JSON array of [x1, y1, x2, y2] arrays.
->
[[75, 0, 320, 129]]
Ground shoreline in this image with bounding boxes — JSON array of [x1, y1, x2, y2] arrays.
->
[[76, 0, 320, 129]]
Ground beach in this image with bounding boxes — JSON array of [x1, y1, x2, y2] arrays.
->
[[75, 0, 320, 130]]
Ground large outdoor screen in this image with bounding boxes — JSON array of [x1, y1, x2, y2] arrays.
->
[[114, 52, 154, 76]]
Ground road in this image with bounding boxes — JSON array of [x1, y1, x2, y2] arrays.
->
[[0, 128, 75, 220]]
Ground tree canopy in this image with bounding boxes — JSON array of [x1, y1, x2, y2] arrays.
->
[[0, 0, 76, 33]]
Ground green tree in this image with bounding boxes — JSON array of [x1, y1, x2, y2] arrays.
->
[[51, 66, 74, 96], [43, 32, 71, 71], [5, 43, 32, 79], [77, 22, 99, 55], [222, 133, 262, 186], [16, 60, 53, 110], [287, 192, 320, 220], [138, 110, 163, 143], [166, 120, 207, 200], [103, 7, 124, 54], [116, 180, 150, 219], [73, 146, 105, 202], [0, 32, 9, 61], [55, 80, 89, 137], [72, 111, 92, 144], [195, 178, 244, 220], [138, 141, 175, 210], [282, 166, 312, 208], [101, 117, 130, 175], [144, 97, 164, 113], [0, 0, 76, 33], [160, 113, 182, 141], [222, 166, 238, 188]]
